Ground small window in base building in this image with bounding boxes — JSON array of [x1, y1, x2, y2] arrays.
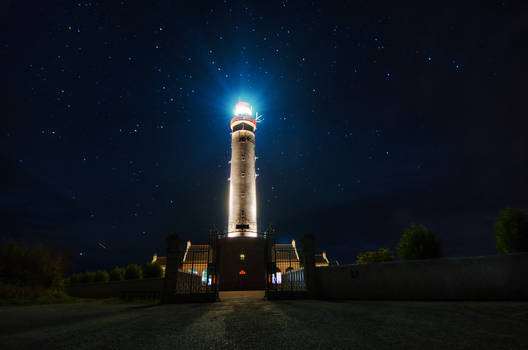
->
[[239, 269, 246, 275]]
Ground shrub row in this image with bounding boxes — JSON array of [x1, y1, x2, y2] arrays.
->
[[68, 262, 163, 284]]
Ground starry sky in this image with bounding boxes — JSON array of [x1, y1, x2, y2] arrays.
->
[[2, 0, 528, 271]]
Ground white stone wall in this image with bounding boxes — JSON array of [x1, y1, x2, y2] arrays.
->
[[316, 253, 528, 300]]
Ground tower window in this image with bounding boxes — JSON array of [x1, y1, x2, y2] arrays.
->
[[240, 253, 245, 260], [241, 192, 246, 198], [241, 172, 246, 177]]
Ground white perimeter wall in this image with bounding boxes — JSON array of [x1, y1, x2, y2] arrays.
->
[[316, 253, 528, 300]]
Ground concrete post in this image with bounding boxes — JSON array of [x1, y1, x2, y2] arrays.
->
[[302, 234, 316, 298], [161, 234, 181, 303]]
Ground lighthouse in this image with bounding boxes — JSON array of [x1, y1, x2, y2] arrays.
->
[[227, 101, 258, 238], [165, 100, 323, 291]]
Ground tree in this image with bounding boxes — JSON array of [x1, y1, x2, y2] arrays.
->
[[143, 262, 163, 278], [494, 207, 528, 254], [94, 270, 110, 282], [69, 273, 82, 284], [355, 248, 394, 264], [109, 267, 125, 281], [124, 264, 143, 280], [397, 223, 441, 260], [80, 272, 96, 283], [0, 243, 71, 289]]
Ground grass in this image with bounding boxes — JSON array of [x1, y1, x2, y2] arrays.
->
[[0, 283, 161, 306], [1, 295, 160, 307], [0, 291, 83, 306], [0, 283, 84, 306], [102, 297, 161, 305]]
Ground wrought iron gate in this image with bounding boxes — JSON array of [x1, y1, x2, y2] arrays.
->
[[265, 230, 307, 299], [163, 230, 219, 302]]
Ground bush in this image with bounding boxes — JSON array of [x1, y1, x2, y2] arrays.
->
[[494, 207, 528, 254], [0, 282, 48, 299], [69, 273, 82, 284], [109, 267, 125, 281], [125, 264, 143, 280], [396, 223, 441, 260], [143, 262, 163, 278], [94, 270, 110, 282], [0, 284, 78, 305], [0, 243, 71, 289], [355, 248, 394, 264], [80, 271, 96, 283]]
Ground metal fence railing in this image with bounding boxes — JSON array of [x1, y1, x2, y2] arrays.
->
[[164, 230, 218, 302], [281, 268, 306, 292], [266, 233, 307, 297]]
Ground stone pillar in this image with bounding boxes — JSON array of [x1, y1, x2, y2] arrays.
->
[[302, 234, 316, 297], [161, 234, 181, 303]]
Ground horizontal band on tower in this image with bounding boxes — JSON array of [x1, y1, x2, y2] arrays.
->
[[231, 116, 257, 131]]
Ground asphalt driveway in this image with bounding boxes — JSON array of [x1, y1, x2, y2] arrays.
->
[[1, 291, 527, 350]]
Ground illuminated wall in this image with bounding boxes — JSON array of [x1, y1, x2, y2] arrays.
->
[[181, 262, 208, 280], [181, 242, 211, 282], [273, 241, 301, 273], [227, 102, 258, 237]]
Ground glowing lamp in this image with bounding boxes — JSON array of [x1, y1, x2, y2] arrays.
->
[[234, 101, 253, 117]]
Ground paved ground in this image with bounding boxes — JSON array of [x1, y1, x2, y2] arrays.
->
[[1, 291, 528, 350]]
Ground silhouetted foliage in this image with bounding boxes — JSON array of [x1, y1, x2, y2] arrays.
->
[[143, 262, 163, 278], [69, 273, 82, 284], [68, 270, 109, 284], [397, 223, 442, 260], [94, 270, 110, 282], [0, 283, 73, 301], [494, 207, 528, 254], [125, 264, 143, 280], [109, 267, 125, 281], [0, 242, 70, 289], [355, 248, 394, 264], [80, 272, 96, 283]]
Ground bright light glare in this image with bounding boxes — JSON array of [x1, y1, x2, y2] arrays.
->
[[234, 102, 252, 116]]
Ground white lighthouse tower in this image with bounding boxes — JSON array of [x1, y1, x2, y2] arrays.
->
[[227, 101, 258, 238]]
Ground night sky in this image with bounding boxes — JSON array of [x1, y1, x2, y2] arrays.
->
[[2, 1, 528, 271]]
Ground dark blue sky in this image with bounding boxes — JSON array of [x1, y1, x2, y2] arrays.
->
[[2, 0, 527, 271]]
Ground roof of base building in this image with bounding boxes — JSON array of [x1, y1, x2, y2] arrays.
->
[[152, 253, 167, 266], [272, 241, 300, 261], [156, 240, 332, 265], [315, 251, 329, 265], [153, 256, 167, 265], [183, 241, 211, 263]]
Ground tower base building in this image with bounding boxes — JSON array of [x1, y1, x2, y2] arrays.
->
[[217, 237, 267, 290]]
